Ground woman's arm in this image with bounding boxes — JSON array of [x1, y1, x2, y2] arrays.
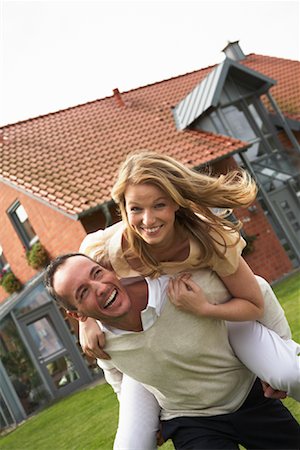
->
[[168, 257, 264, 321], [79, 317, 110, 359], [216, 257, 265, 320]]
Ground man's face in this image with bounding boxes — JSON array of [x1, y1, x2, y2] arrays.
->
[[53, 255, 132, 324]]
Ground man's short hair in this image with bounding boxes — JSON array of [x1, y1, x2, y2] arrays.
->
[[44, 253, 95, 310]]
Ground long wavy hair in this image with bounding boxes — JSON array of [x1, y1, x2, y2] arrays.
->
[[110, 151, 257, 277]]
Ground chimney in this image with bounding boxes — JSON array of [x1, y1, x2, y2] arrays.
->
[[222, 40, 246, 61], [113, 88, 125, 107]]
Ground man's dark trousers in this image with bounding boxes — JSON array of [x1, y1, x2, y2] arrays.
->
[[161, 378, 300, 449]]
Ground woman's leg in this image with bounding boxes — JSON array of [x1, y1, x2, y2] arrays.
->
[[227, 321, 300, 401], [114, 374, 161, 450]]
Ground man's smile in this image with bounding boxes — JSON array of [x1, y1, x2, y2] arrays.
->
[[103, 289, 118, 309]]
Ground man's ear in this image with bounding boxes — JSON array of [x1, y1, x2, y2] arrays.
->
[[66, 310, 88, 322]]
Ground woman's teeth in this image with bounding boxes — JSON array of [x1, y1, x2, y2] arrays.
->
[[143, 226, 160, 233], [104, 289, 117, 308]]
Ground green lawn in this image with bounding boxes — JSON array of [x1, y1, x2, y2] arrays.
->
[[1, 272, 299, 450]]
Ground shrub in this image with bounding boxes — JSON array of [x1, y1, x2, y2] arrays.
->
[[26, 242, 50, 270], [0, 270, 22, 294]]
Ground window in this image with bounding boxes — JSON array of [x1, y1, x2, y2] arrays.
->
[[222, 105, 257, 141], [0, 245, 9, 271], [7, 201, 38, 250]]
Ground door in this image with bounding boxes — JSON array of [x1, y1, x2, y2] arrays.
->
[[19, 304, 91, 399]]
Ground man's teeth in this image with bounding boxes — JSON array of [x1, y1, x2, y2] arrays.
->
[[143, 226, 160, 233], [104, 289, 117, 308]]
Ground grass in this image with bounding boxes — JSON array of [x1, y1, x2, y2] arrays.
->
[[0, 272, 299, 449], [273, 271, 300, 343], [0, 383, 119, 450]]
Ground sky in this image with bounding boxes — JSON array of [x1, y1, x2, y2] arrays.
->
[[0, 0, 299, 126]]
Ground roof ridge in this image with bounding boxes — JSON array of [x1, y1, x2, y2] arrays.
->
[[249, 53, 300, 64], [1, 53, 297, 131], [0, 63, 219, 130], [121, 61, 219, 94]]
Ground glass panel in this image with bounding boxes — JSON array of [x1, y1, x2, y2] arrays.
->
[[210, 111, 226, 134], [0, 316, 50, 415], [27, 317, 64, 359], [26, 315, 81, 390], [14, 204, 36, 243], [248, 103, 280, 152], [290, 178, 300, 198], [244, 142, 260, 161], [248, 103, 263, 130], [15, 204, 28, 223], [14, 283, 51, 318], [46, 355, 79, 389], [286, 211, 296, 221], [0, 392, 15, 430], [23, 220, 36, 243], [280, 201, 289, 210], [266, 136, 278, 151], [222, 105, 256, 140], [293, 222, 300, 232], [0, 246, 9, 271]]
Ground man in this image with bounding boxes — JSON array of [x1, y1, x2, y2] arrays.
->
[[45, 253, 300, 449]]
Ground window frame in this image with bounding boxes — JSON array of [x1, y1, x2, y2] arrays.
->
[[7, 201, 38, 250]]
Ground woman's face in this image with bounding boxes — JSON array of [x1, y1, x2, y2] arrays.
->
[[124, 183, 179, 247]]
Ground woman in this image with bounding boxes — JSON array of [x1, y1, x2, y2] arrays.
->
[[79, 151, 300, 449]]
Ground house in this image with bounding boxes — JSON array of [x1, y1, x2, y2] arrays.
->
[[0, 41, 299, 428]]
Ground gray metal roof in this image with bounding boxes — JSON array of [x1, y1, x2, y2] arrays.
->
[[0, 272, 44, 321], [173, 58, 276, 131]]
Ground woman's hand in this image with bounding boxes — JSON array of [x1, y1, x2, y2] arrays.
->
[[79, 317, 111, 360], [167, 273, 211, 317]]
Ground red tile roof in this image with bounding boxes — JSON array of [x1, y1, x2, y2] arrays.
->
[[241, 54, 300, 121], [1, 54, 299, 217]]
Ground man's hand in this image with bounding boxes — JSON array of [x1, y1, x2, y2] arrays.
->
[[261, 380, 287, 400], [156, 428, 165, 446], [79, 317, 111, 360]]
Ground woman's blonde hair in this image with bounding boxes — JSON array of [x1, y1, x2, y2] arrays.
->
[[111, 150, 257, 277]]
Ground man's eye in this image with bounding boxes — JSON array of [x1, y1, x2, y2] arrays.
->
[[94, 269, 102, 278], [80, 287, 88, 301]]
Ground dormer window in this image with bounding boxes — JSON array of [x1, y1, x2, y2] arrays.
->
[[7, 201, 38, 250]]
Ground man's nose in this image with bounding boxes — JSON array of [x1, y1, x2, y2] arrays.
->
[[91, 280, 104, 296]]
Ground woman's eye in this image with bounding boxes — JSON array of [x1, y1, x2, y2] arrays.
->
[[155, 203, 166, 209], [130, 206, 142, 212]]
